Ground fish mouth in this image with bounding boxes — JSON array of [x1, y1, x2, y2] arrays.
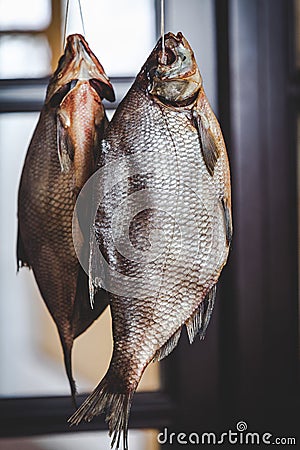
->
[[46, 34, 115, 104], [148, 32, 202, 106]]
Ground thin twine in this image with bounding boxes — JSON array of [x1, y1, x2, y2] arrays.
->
[[62, 0, 86, 51], [62, 0, 70, 50], [78, 0, 86, 37], [161, 0, 166, 63]]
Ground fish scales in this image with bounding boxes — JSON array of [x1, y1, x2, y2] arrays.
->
[[69, 32, 232, 448], [97, 85, 221, 321], [17, 34, 115, 402]]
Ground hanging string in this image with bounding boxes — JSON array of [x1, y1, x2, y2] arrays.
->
[[62, 0, 70, 50], [77, 0, 86, 37], [62, 0, 86, 51], [160, 0, 167, 64]]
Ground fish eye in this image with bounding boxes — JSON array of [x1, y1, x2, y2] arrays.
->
[[158, 48, 176, 66]]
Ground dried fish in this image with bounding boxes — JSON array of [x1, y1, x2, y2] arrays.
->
[[17, 34, 115, 402], [69, 32, 232, 447]]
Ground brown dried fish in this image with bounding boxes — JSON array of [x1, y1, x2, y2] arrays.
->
[[17, 34, 114, 402], [69, 32, 232, 447]]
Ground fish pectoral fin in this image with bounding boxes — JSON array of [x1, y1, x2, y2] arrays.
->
[[93, 111, 107, 160], [57, 111, 74, 172], [73, 266, 109, 338], [192, 109, 220, 176], [16, 224, 31, 271], [186, 284, 217, 342], [153, 327, 182, 362], [221, 197, 233, 247], [88, 227, 105, 307]]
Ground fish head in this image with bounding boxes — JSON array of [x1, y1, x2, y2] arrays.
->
[[46, 33, 115, 105], [147, 32, 202, 106]]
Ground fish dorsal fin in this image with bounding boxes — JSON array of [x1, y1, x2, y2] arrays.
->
[[56, 110, 74, 172], [186, 284, 217, 343], [153, 327, 182, 362], [221, 198, 233, 247], [192, 109, 220, 176]]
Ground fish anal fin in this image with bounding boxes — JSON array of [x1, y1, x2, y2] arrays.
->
[[17, 225, 31, 271], [186, 301, 205, 344], [192, 109, 220, 176], [153, 327, 182, 362], [57, 110, 74, 172], [199, 284, 217, 340], [186, 284, 217, 343], [221, 198, 233, 247]]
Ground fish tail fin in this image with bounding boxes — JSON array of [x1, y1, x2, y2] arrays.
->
[[61, 338, 77, 407], [68, 376, 133, 450]]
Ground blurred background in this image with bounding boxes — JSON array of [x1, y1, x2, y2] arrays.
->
[[0, 0, 299, 449]]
